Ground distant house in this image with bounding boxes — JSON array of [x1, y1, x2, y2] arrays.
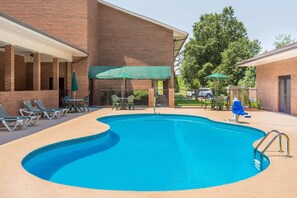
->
[[0, 0, 188, 114], [237, 42, 297, 116]]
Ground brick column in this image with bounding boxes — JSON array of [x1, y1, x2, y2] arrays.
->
[[53, 58, 59, 90], [169, 65, 174, 88], [168, 88, 175, 108], [148, 88, 154, 108], [33, 53, 41, 90], [4, 45, 15, 91]]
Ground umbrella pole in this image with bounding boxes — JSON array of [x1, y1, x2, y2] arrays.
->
[[154, 80, 156, 114], [121, 78, 125, 98], [215, 78, 218, 96]]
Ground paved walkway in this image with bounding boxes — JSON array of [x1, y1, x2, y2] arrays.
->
[[0, 107, 296, 198], [0, 107, 100, 145]]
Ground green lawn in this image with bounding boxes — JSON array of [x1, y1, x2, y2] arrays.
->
[[175, 93, 210, 106]]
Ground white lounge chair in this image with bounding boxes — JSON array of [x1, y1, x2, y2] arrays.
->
[[0, 104, 38, 127], [20, 100, 60, 120], [34, 99, 68, 117]]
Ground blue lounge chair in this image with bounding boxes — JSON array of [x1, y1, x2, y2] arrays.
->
[[230, 100, 251, 122]]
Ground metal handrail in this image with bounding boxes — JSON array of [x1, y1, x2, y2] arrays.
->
[[260, 133, 290, 156], [254, 130, 281, 158], [254, 130, 290, 171]]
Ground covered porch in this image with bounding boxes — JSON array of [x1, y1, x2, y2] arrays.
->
[[88, 66, 174, 108], [0, 12, 87, 115]]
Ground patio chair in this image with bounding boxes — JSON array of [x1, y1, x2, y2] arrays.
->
[[80, 96, 89, 112], [111, 95, 120, 110], [229, 100, 251, 122], [0, 104, 38, 127], [35, 99, 68, 116], [126, 95, 135, 110], [60, 96, 70, 109], [20, 100, 59, 120]]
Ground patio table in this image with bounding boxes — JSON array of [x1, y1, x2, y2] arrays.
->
[[66, 98, 84, 112], [118, 97, 128, 109]]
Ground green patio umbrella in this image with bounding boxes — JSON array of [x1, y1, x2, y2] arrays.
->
[[205, 72, 229, 96], [72, 70, 78, 98]]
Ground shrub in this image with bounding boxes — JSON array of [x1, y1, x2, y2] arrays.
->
[[256, 98, 262, 110], [133, 90, 148, 105]]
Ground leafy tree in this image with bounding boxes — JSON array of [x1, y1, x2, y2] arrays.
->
[[181, 7, 261, 90], [174, 74, 180, 93], [238, 67, 256, 87], [217, 38, 261, 87], [273, 34, 295, 49]]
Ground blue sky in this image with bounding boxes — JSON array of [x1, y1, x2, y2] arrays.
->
[[104, 0, 297, 52]]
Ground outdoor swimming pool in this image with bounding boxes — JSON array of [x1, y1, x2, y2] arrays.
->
[[22, 114, 269, 191]]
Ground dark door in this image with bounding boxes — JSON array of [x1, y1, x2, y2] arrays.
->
[[49, 78, 53, 90], [279, 76, 291, 114], [59, 77, 65, 107], [89, 79, 93, 106]]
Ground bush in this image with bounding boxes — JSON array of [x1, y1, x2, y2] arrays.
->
[[241, 89, 251, 107], [256, 98, 262, 110], [133, 90, 148, 105]]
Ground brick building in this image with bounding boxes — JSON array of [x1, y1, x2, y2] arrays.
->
[[237, 43, 297, 116], [0, 0, 187, 114]]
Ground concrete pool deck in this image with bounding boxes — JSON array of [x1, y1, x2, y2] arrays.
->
[[0, 108, 296, 198]]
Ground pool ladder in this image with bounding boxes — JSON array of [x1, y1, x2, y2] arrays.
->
[[253, 130, 290, 171]]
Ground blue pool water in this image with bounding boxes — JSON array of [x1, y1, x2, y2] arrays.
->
[[23, 114, 269, 191]]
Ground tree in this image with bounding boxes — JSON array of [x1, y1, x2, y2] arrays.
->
[[217, 38, 261, 87], [174, 74, 180, 93], [273, 34, 295, 49], [238, 67, 256, 87], [181, 7, 261, 90]]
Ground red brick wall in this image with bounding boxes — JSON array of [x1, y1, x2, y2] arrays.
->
[[40, 62, 67, 90], [0, 52, 5, 91], [26, 63, 33, 90], [95, 3, 174, 105], [126, 80, 153, 90], [87, 0, 100, 67], [256, 57, 297, 115], [41, 63, 52, 90], [4, 45, 14, 91], [0, 0, 88, 49], [98, 3, 174, 66], [1, 1, 176, 107], [95, 79, 153, 90], [14, 54, 27, 91], [0, 90, 58, 115], [72, 57, 89, 99]]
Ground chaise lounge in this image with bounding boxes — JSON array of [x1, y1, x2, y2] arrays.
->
[[35, 99, 68, 116], [20, 100, 61, 120], [0, 104, 37, 132]]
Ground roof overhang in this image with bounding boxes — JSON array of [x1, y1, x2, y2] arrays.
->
[[0, 12, 88, 62], [98, 0, 188, 60], [237, 42, 297, 67], [89, 66, 171, 80]]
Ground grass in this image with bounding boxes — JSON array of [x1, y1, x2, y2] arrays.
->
[[175, 93, 211, 106]]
